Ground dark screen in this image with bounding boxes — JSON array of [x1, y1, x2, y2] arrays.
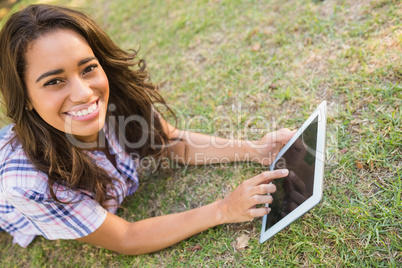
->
[[265, 116, 318, 230]]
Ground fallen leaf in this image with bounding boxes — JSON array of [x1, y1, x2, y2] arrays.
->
[[235, 234, 250, 250], [251, 43, 261, 52], [269, 83, 278, 90], [355, 160, 363, 169], [340, 148, 348, 154], [369, 161, 374, 171], [187, 245, 202, 252], [304, 37, 312, 46], [247, 28, 258, 39]]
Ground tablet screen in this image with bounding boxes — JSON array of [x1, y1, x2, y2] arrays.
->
[[265, 115, 318, 230]]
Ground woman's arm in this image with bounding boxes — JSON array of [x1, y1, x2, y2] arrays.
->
[[77, 169, 288, 255], [161, 118, 296, 166], [77, 202, 222, 255]]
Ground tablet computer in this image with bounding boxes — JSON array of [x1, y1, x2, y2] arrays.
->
[[260, 100, 327, 243]]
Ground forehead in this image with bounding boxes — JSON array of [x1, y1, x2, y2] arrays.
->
[[25, 29, 94, 77]]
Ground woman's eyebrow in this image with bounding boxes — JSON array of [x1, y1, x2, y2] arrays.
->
[[78, 56, 97, 66], [36, 69, 63, 83], [35, 56, 98, 83]]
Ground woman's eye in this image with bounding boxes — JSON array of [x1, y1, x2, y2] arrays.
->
[[44, 79, 62, 87], [83, 64, 97, 75]]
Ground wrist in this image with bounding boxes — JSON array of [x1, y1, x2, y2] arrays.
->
[[242, 140, 258, 162], [213, 199, 228, 225]]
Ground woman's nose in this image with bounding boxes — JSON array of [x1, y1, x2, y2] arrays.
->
[[69, 77, 93, 103]]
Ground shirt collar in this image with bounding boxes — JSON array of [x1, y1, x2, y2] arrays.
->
[[102, 123, 123, 155]]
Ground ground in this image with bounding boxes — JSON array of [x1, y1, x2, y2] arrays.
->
[[0, 0, 401, 266]]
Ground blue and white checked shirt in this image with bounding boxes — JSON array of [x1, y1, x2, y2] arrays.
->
[[0, 124, 139, 247]]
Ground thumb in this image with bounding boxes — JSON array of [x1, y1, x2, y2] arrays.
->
[[281, 129, 297, 143]]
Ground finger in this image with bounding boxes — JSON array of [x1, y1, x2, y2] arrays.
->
[[277, 128, 297, 143], [284, 129, 297, 142], [249, 194, 273, 206], [249, 169, 289, 186], [251, 183, 277, 195], [249, 207, 272, 218]]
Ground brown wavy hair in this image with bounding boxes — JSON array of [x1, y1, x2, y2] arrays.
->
[[0, 4, 173, 208]]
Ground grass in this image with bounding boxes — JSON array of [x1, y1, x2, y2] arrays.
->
[[0, 0, 401, 266]]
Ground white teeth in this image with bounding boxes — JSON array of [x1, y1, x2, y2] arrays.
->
[[69, 101, 98, 117]]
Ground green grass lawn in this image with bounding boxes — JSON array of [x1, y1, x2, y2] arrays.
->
[[0, 0, 401, 266]]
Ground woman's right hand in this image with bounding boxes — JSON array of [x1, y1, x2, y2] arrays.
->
[[218, 169, 289, 223], [77, 169, 289, 255]]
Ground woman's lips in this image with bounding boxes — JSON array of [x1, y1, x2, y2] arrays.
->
[[65, 98, 100, 121]]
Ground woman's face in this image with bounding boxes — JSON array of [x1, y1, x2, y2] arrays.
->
[[24, 29, 109, 143]]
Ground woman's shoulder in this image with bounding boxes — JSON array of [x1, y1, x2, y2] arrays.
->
[[0, 126, 48, 193], [1, 125, 27, 165]]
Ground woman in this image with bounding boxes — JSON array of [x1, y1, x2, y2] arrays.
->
[[0, 4, 295, 255]]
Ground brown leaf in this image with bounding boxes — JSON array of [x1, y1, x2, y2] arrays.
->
[[369, 161, 374, 171], [356, 160, 363, 169], [187, 245, 202, 252], [251, 43, 261, 52], [235, 234, 250, 250], [304, 37, 312, 46], [269, 83, 278, 90], [247, 28, 258, 40]]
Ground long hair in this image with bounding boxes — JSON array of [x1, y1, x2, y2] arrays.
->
[[0, 4, 173, 208]]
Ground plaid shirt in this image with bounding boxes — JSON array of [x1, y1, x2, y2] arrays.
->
[[0, 124, 139, 247]]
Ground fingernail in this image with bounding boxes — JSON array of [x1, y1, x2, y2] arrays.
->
[[267, 207, 271, 213], [281, 169, 289, 175]]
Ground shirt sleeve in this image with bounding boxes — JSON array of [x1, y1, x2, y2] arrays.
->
[[3, 186, 107, 241]]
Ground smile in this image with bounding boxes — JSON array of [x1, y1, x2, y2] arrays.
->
[[68, 101, 98, 117], [65, 98, 100, 120]]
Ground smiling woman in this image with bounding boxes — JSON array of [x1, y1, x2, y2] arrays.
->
[[0, 4, 295, 255], [24, 29, 109, 142]]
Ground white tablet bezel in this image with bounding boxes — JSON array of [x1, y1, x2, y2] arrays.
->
[[259, 100, 327, 243]]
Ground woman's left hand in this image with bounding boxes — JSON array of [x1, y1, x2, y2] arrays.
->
[[248, 128, 297, 166]]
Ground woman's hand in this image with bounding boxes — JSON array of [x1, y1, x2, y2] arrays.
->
[[218, 169, 289, 223], [78, 169, 289, 254], [248, 128, 297, 166]]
